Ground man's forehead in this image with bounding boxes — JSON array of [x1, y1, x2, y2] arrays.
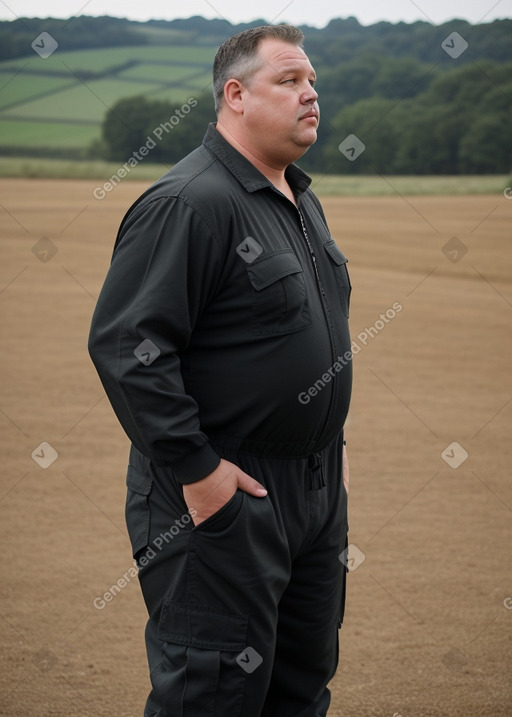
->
[[257, 39, 315, 73]]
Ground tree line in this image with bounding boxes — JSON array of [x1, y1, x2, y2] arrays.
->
[[98, 56, 512, 175], [2, 15, 512, 65], [0, 16, 149, 61]]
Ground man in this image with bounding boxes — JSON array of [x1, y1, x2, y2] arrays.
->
[[89, 24, 352, 717]]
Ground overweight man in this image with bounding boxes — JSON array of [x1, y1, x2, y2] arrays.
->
[[89, 24, 352, 717]]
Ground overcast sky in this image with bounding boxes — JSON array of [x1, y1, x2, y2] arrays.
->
[[0, 0, 510, 25]]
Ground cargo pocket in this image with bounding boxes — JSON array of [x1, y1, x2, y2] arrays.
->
[[246, 249, 311, 336], [323, 240, 351, 318], [125, 464, 153, 561], [152, 601, 248, 717]]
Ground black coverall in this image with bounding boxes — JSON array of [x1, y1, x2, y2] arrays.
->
[[89, 123, 352, 717]]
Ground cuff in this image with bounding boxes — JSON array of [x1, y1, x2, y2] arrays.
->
[[173, 443, 221, 484]]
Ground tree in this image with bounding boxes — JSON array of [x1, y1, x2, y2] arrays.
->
[[394, 103, 462, 174], [100, 91, 216, 163], [459, 114, 510, 173], [101, 95, 167, 161], [458, 81, 512, 173], [325, 98, 403, 174]]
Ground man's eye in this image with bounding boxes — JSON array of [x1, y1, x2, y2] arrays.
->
[[310, 80, 316, 87]]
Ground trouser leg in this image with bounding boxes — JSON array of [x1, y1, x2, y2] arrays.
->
[[241, 434, 348, 717], [127, 446, 290, 717], [124, 432, 347, 717], [260, 534, 346, 717]]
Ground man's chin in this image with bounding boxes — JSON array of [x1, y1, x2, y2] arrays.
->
[[283, 131, 317, 163], [296, 131, 318, 149]]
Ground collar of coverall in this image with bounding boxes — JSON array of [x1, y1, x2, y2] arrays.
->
[[202, 122, 313, 197]]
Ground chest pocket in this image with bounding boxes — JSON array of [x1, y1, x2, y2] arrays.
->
[[323, 240, 351, 318], [245, 249, 311, 336]]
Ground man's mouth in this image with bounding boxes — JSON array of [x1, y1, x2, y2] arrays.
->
[[299, 110, 319, 122]]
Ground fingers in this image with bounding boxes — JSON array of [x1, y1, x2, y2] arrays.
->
[[236, 468, 267, 497]]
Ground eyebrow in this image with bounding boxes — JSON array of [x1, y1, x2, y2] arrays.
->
[[277, 65, 317, 80]]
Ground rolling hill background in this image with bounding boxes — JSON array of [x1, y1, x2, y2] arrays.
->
[[0, 15, 510, 174]]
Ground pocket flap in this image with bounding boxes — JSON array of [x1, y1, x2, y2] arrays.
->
[[126, 465, 152, 495], [324, 241, 348, 266], [159, 601, 247, 651], [246, 250, 303, 291]]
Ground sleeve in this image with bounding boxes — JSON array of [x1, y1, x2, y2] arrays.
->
[[88, 195, 222, 483]]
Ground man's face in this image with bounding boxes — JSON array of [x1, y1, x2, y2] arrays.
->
[[238, 38, 319, 166]]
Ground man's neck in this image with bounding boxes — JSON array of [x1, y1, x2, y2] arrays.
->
[[215, 122, 297, 206]]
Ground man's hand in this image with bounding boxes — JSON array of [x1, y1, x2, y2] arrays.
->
[[183, 458, 267, 526], [342, 442, 349, 495]]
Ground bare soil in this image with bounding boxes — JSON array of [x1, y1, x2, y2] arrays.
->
[[1, 179, 511, 716]]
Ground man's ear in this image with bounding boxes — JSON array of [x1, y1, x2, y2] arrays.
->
[[222, 78, 245, 115]]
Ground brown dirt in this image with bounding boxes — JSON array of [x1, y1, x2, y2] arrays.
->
[[1, 178, 511, 716]]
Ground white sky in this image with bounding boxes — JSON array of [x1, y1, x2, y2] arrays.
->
[[0, 0, 510, 26]]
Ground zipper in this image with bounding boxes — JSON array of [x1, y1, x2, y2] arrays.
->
[[297, 206, 339, 449], [298, 208, 321, 285]]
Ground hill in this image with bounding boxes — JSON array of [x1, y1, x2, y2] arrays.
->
[[0, 44, 215, 153], [0, 15, 510, 173]]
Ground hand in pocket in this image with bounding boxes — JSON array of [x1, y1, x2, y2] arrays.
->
[[183, 458, 267, 526]]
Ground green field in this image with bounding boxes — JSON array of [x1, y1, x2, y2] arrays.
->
[[0, 44, 216, 153], [117, 64, 203, 83], [0, 45, 216, 74], [0, 122, 98, 148], [0, 74, 76, 110]]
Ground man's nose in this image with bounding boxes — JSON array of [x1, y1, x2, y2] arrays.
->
[[300, 82, 318, 104]]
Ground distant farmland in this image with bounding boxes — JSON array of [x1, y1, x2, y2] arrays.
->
[[0, 45, 216, 153]]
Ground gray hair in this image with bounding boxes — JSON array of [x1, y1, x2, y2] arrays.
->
[[213, 24, 305, 114]]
